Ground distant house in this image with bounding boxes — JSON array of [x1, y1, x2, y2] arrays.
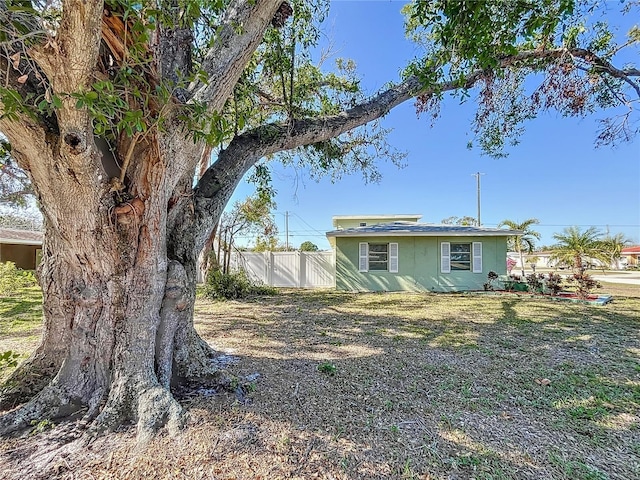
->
[[0, 228, 43, 270], [621, 246, 640, 267], [511, 251, 554, 270], [326, 215, 520, 292]]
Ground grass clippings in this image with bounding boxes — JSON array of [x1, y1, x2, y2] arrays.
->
[[1, 287, 639, 479]]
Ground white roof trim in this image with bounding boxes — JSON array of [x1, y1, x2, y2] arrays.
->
[[0, 238, 43, 245], [327, 230, 520, 238]]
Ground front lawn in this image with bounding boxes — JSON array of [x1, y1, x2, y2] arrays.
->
[[1, 287, 639, 479], [0, 286, 42, 382]]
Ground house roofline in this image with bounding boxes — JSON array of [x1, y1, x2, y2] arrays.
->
[[326, 230, 522, 238], [332, 214, 422, 220], [0, 239, 43, 246], [0, 228, 43, 246]]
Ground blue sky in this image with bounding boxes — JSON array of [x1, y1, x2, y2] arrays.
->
[[228, 0, 640, 251]]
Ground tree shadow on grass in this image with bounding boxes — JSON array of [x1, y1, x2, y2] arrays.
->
[[185, 290, 640, 479], [0, 290, 637, 479], [0, 295, 42, 317]]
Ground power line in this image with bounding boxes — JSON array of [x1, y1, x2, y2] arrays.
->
[[290, 212, 327, 236]]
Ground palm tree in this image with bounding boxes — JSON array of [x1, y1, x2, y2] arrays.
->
[[549, 226, 609, 272], [601, 233, 632, 270], [499, 218, 541, 276]]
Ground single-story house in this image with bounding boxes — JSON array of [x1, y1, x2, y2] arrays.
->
[[0, 227, 43, 270], [326, 215, 521, 292], [621, 246, 640, 267]]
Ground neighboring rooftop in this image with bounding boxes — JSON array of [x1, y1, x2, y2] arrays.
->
[[332, 214, 422, 229], [0, 227, 43, 245], [326, 221, 522, 238]]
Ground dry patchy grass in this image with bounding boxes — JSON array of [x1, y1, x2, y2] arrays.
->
[[1, 288, 639, 479]]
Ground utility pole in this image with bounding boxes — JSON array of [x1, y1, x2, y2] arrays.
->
[[472, 172, 485, 226], [285, 211, 289, 250]]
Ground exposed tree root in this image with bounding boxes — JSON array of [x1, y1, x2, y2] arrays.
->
[[86, 375, 186, 445], [136, 386, 184, 444], [0, 354, 61, 411], [173, 322, 228, 380], [0, 385, 81, 436]]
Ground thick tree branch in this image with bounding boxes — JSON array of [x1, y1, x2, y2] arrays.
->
[[26, 1, 104, 176], [569, 48, 640, 98], [187, 0, 282, 112], [501, 47, 640, 98], [30, 0, 103, 95], [156, 1, 193, 103], [188, 46, 638, 252]]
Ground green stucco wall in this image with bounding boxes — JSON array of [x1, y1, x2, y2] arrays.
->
[[335, 236, 508, 292]]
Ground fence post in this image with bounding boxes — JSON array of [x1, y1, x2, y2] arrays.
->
[[299, 251, 305, 288], [267, 251, 273, 285]]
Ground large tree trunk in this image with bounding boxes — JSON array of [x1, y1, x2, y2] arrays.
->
[[0, 0, 284, 439], [0, 133, 235, 441], [0, 130, 187, 440]]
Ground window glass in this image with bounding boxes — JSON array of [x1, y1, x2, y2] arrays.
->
[[450, 243, 471, 270], [368, 243, 388, 271]]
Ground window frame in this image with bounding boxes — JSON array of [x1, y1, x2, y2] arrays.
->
[[358, 242, 399, 273], [450, 242, 472, 271], [441, 241, 482, 273]]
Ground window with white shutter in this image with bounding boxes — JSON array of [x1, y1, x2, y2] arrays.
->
[[359, 242, 368, 272], [389, 243, 399, 273], [441, 242, 451, 273], [472, 242, 482, 273]]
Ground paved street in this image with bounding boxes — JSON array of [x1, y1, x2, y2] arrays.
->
[[592, 272, 640, 286]]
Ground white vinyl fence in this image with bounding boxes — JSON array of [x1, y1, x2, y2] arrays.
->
[[230, 251, 335, 288]]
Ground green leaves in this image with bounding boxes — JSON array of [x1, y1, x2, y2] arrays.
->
[[409, 0, 576, 73]]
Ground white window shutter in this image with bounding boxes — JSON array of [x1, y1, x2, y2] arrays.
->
[[359, 242, 368, 272], [441, 242, 451, 273], [472, 242, 483, 273], [389, 243, 399, 273]]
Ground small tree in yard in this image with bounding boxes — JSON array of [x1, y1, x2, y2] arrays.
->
[[499, 218, 541, 277], [214, 192, 277, 274], [601, 233, 632, 270], [0, 0, 637, 442], [550, 226, 610, 273]]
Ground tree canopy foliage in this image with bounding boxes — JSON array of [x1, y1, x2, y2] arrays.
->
[[441, 215, 479, 226], [0, 137, 33, 208], [299, 241, 319, 252]]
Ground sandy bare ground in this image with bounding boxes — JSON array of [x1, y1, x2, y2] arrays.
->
[[1, 289, 639, 479]]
